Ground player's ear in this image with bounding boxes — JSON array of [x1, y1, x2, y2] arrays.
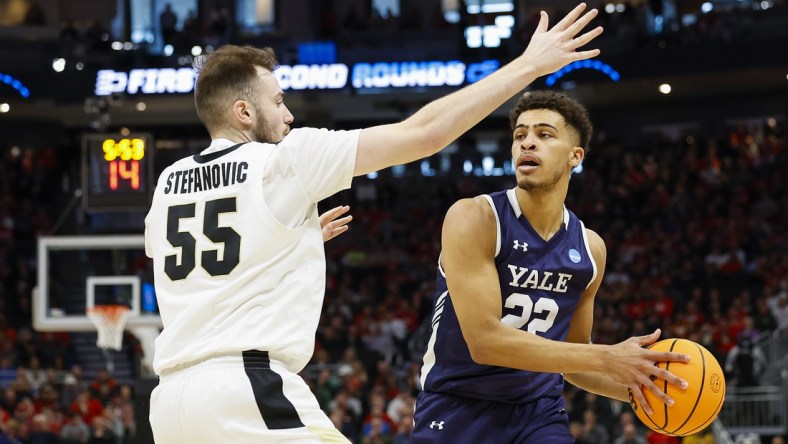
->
[[569, 146, 584, 168], [232, 100, 253, 126]]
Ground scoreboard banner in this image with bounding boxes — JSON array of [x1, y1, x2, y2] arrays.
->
[[94, 59, 501, 96]]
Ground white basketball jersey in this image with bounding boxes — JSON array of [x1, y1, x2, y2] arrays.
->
[[145, 128, 360, 375]]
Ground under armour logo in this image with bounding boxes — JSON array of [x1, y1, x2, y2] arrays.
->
[[513, 240, 529, 252], [429, 421, 445, 430]]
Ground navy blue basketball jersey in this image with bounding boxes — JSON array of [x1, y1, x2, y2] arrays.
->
[[419, 188, 597, 403]]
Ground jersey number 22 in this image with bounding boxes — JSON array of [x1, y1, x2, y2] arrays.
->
[[501, 293, 558, 334]]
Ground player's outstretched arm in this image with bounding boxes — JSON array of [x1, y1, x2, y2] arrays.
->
[[443, 198, 690, 415], [354, 3, 604, 176], [320, 205, 352, 242]]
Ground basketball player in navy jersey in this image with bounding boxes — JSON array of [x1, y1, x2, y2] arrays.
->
[[412, 91, 692, 443], [146, 4, 606, 443]]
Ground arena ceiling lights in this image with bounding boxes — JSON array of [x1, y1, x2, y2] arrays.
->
[[545, 60, 621, 87], [0, 72, 31, 98]]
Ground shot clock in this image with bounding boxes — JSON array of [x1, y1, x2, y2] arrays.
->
[[82, 133, 154, 211]]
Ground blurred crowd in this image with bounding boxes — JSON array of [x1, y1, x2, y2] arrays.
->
[[8, 0, 786, 64]]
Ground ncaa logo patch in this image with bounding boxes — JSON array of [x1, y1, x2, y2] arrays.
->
[[568, 249, 581, 263]]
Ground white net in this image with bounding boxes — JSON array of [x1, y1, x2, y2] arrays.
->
[[87, 305, 130, 351]]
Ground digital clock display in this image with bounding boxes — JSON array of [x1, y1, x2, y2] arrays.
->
[[82, 134, 154, 211]]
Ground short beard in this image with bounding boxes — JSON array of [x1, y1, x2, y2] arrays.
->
[[254, 128, 277, 144], [517, 168, 563, 192], [254, 118, 275, 143], [252, 104, 279, 143]]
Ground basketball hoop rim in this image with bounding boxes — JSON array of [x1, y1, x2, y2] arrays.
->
[[87, 304, 131, 323], [87, 304, 130, 312]]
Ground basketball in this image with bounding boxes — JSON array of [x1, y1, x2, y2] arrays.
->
[[629, 338, 726, 436]]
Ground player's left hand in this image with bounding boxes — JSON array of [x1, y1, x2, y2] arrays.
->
[[320, 205, 352, 242]]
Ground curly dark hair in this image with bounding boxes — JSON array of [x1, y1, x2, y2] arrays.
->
[[508, 90, 593, 151]]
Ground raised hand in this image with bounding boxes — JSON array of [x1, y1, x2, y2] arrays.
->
[[320, 205, 352, 242], [604, 329, 691, 415], [521, 3, 604, 78]]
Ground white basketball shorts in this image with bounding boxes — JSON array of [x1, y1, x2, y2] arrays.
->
[[149, 350, 350, 443]]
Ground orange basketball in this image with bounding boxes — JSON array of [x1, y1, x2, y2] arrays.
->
[[629, 338, 726, 436]]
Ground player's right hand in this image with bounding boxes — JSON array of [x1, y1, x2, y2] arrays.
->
[[521, 3, 604, 78], [604, 329, 691, 415]]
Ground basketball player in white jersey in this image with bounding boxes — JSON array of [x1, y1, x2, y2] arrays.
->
[[145, 4, 604, 442]]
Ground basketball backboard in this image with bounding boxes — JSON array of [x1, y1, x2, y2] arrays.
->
[[33, 235, 162, 332]]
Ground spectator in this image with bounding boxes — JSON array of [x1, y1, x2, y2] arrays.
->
[[725, 334, 767, 387], [88, 369, 117, 404], [360, 416, 393, 444], [385, 390, 414, 425], [0, 419, 23, 444], [570, 420, 590, 444], [614, 422, 646, 444], [101, 406, 124, 440], [69, 389, 103, 425], [392, 414, 413, 444], [159, 3, 178, 45], [581, 409, 610, 444], [19, 356, 46, 393], [60, 412, 90, 443], [109, 385, 136, 439], [86, 417, 114, 444], [27, 413, 57, 444], [313, 368, 339, 411], [329, 406, 358, 443], [766, 288, 788, 330], [59, 374, 81, 410], [753, 297, 778, 332]]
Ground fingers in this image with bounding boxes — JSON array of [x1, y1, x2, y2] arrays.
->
[[629, 385, 655, 416], [553, 3, 588, 31], [571, 48, 601, 62], [332, 215, 353, 229], [320, 205, 350, 225], [331, 225, 349, 237], [565, 8, 599, 38], [648, 350, 691, 365], [323, 214, 352, 241], [641, 377, 675, 410], [632, 329, 661, 346], [536, 11, 549, 33], [325, 224, 349, 241], [325, 205, 350, 219], [653, 366, 689, 390], [321, 205, 351, 242], [570, 26, 604, 51]]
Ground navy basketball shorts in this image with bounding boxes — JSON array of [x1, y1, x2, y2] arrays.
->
[[411, 390, 572, 444]]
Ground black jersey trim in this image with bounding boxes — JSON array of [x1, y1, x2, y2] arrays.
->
[[242, 350, 305, 430], [193, 143, 246, 164]]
